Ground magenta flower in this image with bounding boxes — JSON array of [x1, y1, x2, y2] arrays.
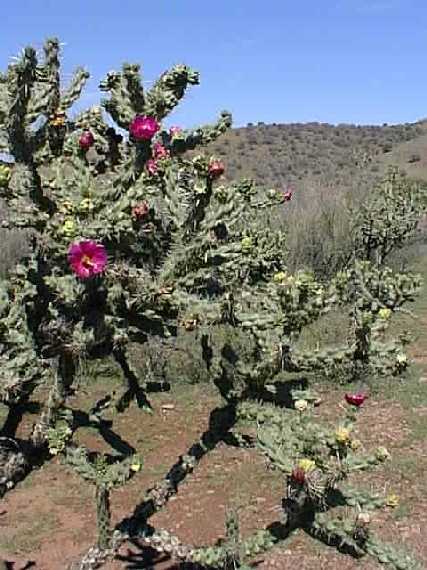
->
[[132, 201, 149, 220], [79, 131, 95, 151], [282, 188, 294, 202], [152, 142, 170, 160], [345, 393, 367, 407], [68, 240, 107, 279], [208, 159, 225, 179], [291, 467, 306, 485], [146, 158, 158, 175], [129, 115, 160, 141]]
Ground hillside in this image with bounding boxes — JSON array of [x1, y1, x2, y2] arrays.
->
[[205, 119, 427, 276], [208, 120, 427, 189]]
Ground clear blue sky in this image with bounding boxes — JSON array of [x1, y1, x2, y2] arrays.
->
[[1, 0, 426, 128]]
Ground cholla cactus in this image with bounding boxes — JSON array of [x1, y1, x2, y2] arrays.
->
[[0, 38, 287, 444], [204, 255, 421, 403], [0, 39, 424, 570], [112, 393, 422, 570], [201, 166, 425, 400], [0, 38, 289, 566], [353, 167, 426, 265], [63, 445, 142, 550], [236, 395, 422, 569]]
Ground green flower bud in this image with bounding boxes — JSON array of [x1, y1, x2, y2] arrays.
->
[[241, 236, 253, 251], [0, 164, 11, 188], [378, 308, 392, 320], [273, 271, 288, 283], [375, 446, 391, 461], [79, 198, 94, 212], [62, 219, 76, 237]]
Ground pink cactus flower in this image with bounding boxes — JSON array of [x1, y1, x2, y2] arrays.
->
[[152, 142, 170, 160], [146, 159, 158, 175], [79, 131, 95, 151], [291, 467, 306, 485], [208, 159, 225, 179], [282, 188, 294, 202], [345, 393, 367, 407], [132, 201, 149, 220], [68, 240, 107, 279], [129, 115, 160, 141], [169, 126, 182, 137]]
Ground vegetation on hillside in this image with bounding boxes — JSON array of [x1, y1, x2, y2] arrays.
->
[[210, 120, 426, 189]]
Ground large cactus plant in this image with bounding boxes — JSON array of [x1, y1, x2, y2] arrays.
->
[[0, 39, 425, 569], [0, 38, 288, 432]]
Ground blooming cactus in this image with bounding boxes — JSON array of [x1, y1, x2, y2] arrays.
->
[[68, 240, 107, 279], [129, 115, 160, 140], [0, 39, 422, 570], [152, 142, 170, 160], [79, 130, 95, 151], [208, 159, 225, 179], [345, 392, 367, 407], [146, 158, 158, 175]]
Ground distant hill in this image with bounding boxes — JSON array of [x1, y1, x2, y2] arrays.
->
[[207, 120, 427, 190], [206, 119, 427, 276]]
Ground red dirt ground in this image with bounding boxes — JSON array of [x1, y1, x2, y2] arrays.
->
[[1, 320, 427, 569]]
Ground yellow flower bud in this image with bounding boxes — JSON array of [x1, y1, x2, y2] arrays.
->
[[0, 164, 11, 187], [378, 308, 392, 320], [294, 399, 308, 412], [350, 438, 362, 451], [50, 112, 66, 127], [385, 494, 399, 508], [335, 426, 351, 444], [298, 458, 316, 473], [59, 200, 75, 214], [273, 271, 288, 284], [130, 462, 141, 472], [79, 198, 94, 212]]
